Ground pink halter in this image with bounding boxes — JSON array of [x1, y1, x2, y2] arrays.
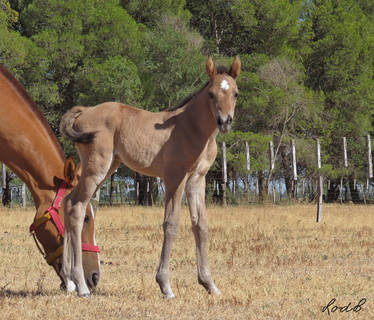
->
[[30, 181, 100, 264]]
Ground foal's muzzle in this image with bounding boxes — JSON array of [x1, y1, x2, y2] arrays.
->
[[217, 115, 233, 133]]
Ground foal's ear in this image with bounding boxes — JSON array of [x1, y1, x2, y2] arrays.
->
[[206, 57, 217, 80], [64, 157, 79, 187], [229, 56, 241, 79]]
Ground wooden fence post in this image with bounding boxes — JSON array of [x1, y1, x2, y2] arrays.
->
[[367, 135, 373, 199], [316, 138, 323, 222], [22, 183, 26, 207], [343, 137, 348, 168], [222, 141, 227, 206], [338, 137, 348, 203], [269, 141, 275, 171], [245, 141, 250, 202], [245, 141, 250, 171], [2, 163, 5, 191], [92, 188, 100, 214], [269, 141, 275, 202], [291, 139, 297, 198]]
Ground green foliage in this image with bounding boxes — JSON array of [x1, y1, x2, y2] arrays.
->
[[187, 0, 300, 57], [121, 0, 191, 27], [140, 16, 205, 110], [0, 0, 18, 28], [300, 0, 374, 181], [1, 0, 374, 197], [216, 131, 271, 174], [76, 56, 143, 106]]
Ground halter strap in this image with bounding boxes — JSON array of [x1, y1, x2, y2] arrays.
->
[[29, 181, 100, 265]]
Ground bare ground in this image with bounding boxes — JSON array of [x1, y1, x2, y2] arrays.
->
[[0, 204, 373, 319]]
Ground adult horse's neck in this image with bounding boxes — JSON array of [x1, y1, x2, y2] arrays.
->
[[0, 65, 65, 210]]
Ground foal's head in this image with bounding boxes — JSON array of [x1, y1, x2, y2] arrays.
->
[[206, 56, 241, 133]]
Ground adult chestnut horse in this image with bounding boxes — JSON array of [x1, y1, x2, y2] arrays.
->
[[0, 64, 100, 290], [60, 57, 241, 297]]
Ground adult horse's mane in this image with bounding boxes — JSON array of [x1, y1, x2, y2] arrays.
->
[[0, 64, 65, 159], [168, 65, 229, 111]]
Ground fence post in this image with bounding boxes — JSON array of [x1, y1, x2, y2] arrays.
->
[[269, 141, 275, 171], [222, 141, 227, 206], [22, 183, 26, 208], [366, 135, 373, 201], [2, 163, 5, 191], [291, 139, 297, 199], [245, 141, 250, 171], [316, 138, 323, 222], [245, 141, 250, 202], [343, 137, 348, 168], [92, 188, 100, 214], [269, 141, 275, 203]]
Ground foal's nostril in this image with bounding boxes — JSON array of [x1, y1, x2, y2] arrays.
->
[[227, 115, 233, 125], [92, 272, 100, 286]]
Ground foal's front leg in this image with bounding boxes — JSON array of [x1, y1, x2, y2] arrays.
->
[[156, 176, 186, 299], [186, 174, 221, 295]]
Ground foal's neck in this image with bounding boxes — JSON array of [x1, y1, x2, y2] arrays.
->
[[183, 85, 218, 141]]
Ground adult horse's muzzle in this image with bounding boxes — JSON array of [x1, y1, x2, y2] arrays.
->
[[217, 115, 233, 133]]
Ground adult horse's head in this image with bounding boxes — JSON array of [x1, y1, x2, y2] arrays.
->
[[206, 56, 241, 133], [32, 158, 101, 291]]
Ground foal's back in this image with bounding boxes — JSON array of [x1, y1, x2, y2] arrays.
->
[[73, 102, 188, 178]]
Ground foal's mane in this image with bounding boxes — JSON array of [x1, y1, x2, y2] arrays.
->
[[168, 66, 229, 111], [0, 64, 65, 159]]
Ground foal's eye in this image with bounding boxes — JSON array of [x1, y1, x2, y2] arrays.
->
[[84, 215, 90, 223], [208, 92, 214, 99], [234, 92, 239, 99]]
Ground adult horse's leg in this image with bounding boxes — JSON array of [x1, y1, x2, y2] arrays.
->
[[156, 174, 187, 299], [185, 173, 221, 295]]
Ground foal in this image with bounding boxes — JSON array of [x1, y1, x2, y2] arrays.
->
[[60, 57, 241, 297]]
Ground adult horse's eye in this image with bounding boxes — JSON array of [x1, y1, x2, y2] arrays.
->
[[84, 215, 90, 223], [208, 92, 214, 99]]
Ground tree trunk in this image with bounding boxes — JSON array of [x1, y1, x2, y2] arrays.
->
[[136, 173, 158, 206], [280, 144, 294, 199], [257, 171, 268, 203], [109, 173, 115, 206], [2, 168, 12, 207]]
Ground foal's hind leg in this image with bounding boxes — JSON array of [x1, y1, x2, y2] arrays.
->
[[156, 173, 187, 299], [62, 150, 119, 296], [185, 173, 221, 295], [62, 176, 100, 297]]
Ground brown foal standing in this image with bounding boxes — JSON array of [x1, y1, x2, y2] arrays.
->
[[60, 57, 241, 297]]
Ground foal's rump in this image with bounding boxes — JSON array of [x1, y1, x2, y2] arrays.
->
[[60, 105, 96, 144], [60, 102, 126, 144]]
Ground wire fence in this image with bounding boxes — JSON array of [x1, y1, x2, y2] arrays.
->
[[2, 134, 374, 208]]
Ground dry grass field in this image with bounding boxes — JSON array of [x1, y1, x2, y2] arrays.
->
[[0, 204, 374, 319]]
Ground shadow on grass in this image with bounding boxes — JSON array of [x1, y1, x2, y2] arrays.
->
[[0, 288, 55, 298], [0, 287, 111, 298]]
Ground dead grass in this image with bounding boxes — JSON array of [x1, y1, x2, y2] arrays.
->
[[0, 204, 374, 319]]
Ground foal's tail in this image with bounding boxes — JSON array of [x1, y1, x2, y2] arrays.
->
[[60, 106, 95, 144]]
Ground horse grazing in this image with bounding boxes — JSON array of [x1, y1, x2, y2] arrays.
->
[[60, 56, 241, 297], [0, 64, 100, 291]]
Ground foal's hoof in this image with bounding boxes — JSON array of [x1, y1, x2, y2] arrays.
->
[[163, 292, 175, 299], [209, 286, 221, 296], [78, 292, 91, 298]]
